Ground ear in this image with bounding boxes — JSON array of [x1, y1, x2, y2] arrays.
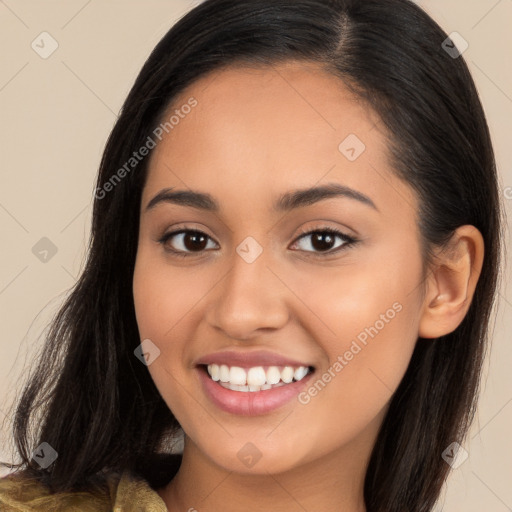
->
[[418, 225, 485, 339]]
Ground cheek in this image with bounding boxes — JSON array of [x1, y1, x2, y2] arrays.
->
[[287, 246, 423, 355], [132, 252, 214, 408], [132, 263, 191, 424], [311, 257, 422, 456], [295, 302, 418, 464], [133, 250, 208, 341], [290, 249, 423, 440]]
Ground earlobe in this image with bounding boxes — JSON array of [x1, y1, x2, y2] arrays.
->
[[418, 225, 485, 339]]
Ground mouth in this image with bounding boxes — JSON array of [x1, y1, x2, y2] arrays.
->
[[195, 351, 316, 416], [201, 363, 314, 392]]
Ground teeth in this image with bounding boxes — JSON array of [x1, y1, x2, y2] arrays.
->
[[209, 364, 220, 381], [247, 367, 266, 386], [281, 366, 294, 384], [206, 364, 311, 391], [266, 366, 281, 385], [229, 366, 247, 385], [219, 381, 287, 392], [219, 364, 230, 383], [294, 366, 308, 381]]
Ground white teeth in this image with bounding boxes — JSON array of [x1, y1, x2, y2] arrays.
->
[[206, 363, 311, 391], [219, 364, 230, 383], [294, 366, 308, 381], [281, 366, 294, 384], [266, 366, 281, 385], [207, 364, 220, 381], [229, 366, 247, 385], [247, 367, 266, 386], [219, 381, 287, 392]]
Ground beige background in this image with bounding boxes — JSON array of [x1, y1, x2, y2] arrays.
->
[[0, 1, 510, 510]]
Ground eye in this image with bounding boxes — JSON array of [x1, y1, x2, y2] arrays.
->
[[158, 229, 218, 256], [290, 227, 357, 255]]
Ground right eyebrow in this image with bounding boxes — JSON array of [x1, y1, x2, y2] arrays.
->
[[145, 188, 218, 212]]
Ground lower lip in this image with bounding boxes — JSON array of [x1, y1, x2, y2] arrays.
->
[[197, 367, 314, 416]]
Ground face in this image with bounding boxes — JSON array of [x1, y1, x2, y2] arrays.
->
[[133, 61, 427, 476]]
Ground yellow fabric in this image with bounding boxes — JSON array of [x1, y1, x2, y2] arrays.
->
[[0, 470, 168, 511]]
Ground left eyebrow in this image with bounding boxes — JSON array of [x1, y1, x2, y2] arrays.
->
[[144, 182, 378, 213], [273, 182, 378, 212]]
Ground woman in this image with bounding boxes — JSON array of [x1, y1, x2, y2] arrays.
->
[[0, 0, 502, 510]]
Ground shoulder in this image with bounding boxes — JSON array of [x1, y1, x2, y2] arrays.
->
[[0, 469, 169, 511], [0, 470, 118, 511]]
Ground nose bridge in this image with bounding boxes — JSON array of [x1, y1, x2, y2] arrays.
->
[[208, 236, 289, 339]]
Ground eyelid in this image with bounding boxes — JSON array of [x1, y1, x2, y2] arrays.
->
[[157, 222, 216, 242]]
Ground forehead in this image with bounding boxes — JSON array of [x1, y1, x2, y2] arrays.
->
[[158, 60, 381, 158], [143, 61, 417, 219]]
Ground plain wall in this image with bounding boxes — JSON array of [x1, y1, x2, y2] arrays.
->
[[0, 1, 510, 510]]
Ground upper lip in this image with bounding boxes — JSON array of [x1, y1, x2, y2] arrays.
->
[[195, 350, 313, 368]]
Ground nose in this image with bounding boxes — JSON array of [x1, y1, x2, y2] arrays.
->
[[206, 244, 290, 341]]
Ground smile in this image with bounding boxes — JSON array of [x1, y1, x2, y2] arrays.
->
[[206, 364, 311, 392]]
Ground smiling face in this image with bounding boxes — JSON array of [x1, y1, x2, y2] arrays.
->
[[133, 60, 427, 479]]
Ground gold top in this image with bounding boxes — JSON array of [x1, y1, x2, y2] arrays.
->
[[0, 470, 168, 511]]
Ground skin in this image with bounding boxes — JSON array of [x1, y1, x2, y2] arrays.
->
[[132, 60, 484, 511]]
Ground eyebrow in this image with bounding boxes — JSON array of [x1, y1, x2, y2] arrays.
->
[[145, 182, 378, 213]]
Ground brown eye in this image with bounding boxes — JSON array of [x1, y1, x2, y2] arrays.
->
[[291, 228, 357, 254], [159, 230, 218, 255], [310, 232, 336, 252]]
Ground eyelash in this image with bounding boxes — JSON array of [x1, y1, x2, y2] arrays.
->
[[158, 226, 358, 259]]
